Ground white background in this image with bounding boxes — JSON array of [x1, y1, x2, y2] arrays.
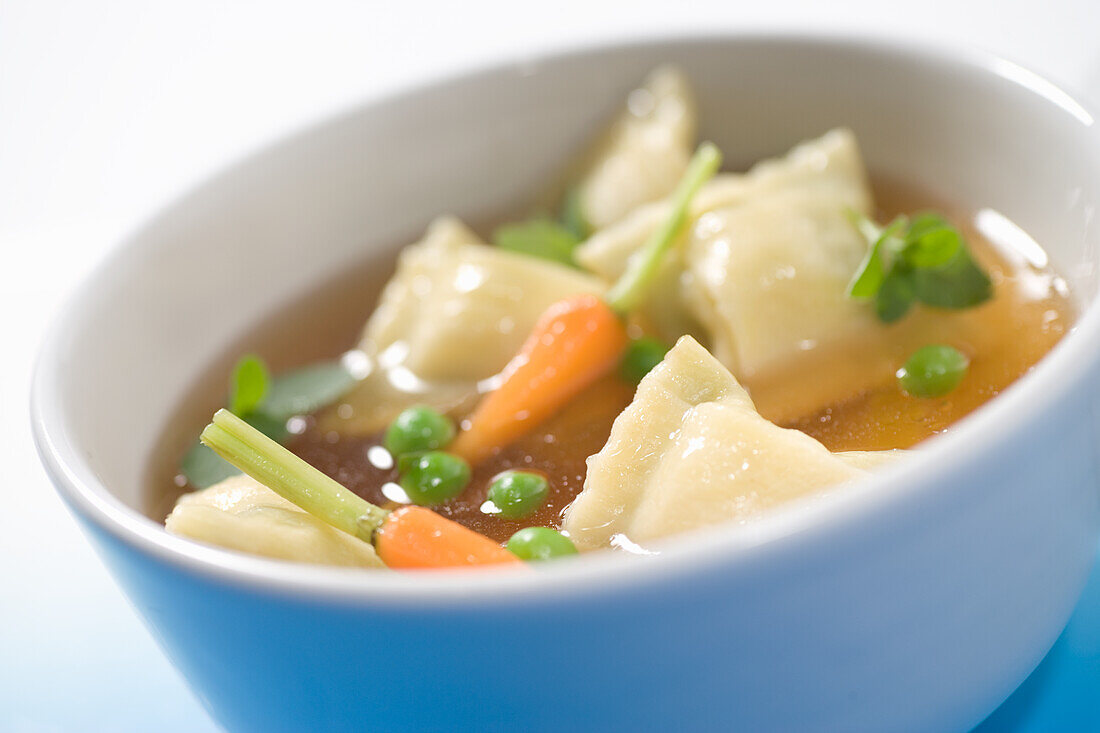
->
[[2, 1, 1098, 730]]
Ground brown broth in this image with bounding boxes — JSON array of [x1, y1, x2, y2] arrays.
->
[[150, 177, 1074, 542], [285, 376, 633, 543]]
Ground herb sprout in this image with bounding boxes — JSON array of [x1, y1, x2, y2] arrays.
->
[[606, 142, 722, 313], [493, 219, 581, 267], [227, 355, 269, 415], [180, 354, 358, 488], [847, 211, 992, 323], [560, 186, 591, 241], [179, 439, 241, 489], [492, 185, 591, 267], [259, 362, 357, 420]]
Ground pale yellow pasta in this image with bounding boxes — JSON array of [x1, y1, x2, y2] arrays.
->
[[577, 66, 697, 231], [167, 475, 383, 568], [323, 217, 606, 435], [563, 337, 900, 550], [576, 128, 874, 366]]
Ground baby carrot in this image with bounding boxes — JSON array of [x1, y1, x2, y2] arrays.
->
[[452, 142, 723, 464], [200, 409, 520, 569], [375, 506, 520, 568], [449, 294, 628, 465]]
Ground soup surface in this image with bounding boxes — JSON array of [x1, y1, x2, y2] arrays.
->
[[151, 177, 1072, 543]]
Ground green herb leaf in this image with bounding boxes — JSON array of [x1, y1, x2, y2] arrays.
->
[[180, 440, 240, 489], [493, 219, 581, 267], [900, 213, 963, 268], [846, 210, 992, 322], [560, 186, 591, 241], [875, 267, 916, 323], [910, 247, 992, 308], [260, 361, 357, 420], [244, 411, 290, 443], [228, 355, 269, 416], [846, 214, 907, 299], [181, 356, 358, 489]]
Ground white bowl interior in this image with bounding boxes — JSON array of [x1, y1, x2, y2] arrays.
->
[[42, 36, 1100, 545]]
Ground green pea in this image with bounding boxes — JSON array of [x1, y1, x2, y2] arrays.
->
[[398, 451, 471, 506], [897, 344, 969, 398], [395, 451, 425, 475], [506, 527, 578, 561], [384, 406, 455, 457], [487, 471, 549, 520], [620, 336, 670, 385]]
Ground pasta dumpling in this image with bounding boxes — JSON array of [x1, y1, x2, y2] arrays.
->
[[167, 475, 384, 568], [577, 66, 697, 231], [325, 217, 606, 435], [563, 337, 891, 550], [685, 129, 874, 378], [575, 128, 874, 365]]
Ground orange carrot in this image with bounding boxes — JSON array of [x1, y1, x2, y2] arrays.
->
[[449, 294, 628, 465], [201, 409, 520, 570], [375, 506, 522, 568], [451, 142, 723, 464]]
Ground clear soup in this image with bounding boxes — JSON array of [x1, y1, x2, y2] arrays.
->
[[149, 177, 1073, 543]]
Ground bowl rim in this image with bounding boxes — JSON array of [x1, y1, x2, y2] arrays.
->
[[30, 29, 1100, 606]]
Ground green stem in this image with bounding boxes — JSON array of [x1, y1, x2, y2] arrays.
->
[[844, 210, 910, 299], [849, 209, 883, 245], [200, 409, 388, 542], [604, 141, 723, 315]]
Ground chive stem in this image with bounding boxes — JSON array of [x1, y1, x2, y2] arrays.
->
[[200, 409, 389, 542], [604, 141, 723, 315]]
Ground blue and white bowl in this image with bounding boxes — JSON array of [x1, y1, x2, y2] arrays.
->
[[31, 34, 1100, 732]]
